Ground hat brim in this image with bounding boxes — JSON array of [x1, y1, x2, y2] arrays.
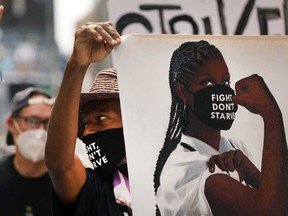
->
[[80, 92, 119, 106]]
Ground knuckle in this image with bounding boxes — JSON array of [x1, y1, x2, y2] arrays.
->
[[100, 22, 109, 28], [106, 20, 113, 26], [74, 29, 82, 37]]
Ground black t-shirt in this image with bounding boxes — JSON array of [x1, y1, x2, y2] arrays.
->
[[51, 168, 132, 216], [0, 155, 52, 216]]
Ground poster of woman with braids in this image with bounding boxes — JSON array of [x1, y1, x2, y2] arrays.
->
[[114, 34, 288, 216]]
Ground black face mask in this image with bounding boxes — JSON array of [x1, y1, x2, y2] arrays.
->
[[188, 84, 238, 130], [81, 128, 126, 176]]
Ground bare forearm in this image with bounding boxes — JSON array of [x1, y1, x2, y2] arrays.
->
[[244, 166, 260, 189], [260, 107, 288, 204], [46, 60, 88, 172]]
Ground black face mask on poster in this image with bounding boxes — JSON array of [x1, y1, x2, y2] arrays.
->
[[187, 84, 238, 130], [81, 128, 126, 176]]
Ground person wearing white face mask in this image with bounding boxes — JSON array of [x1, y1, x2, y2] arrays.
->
[[0, 87, 54, 216], [13, 119, 48, 163]]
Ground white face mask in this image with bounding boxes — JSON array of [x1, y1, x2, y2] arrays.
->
[[14, 121, 47, 162]]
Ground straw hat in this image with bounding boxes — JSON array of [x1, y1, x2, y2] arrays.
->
[[80, 68, 119, 105], [78, 68, 119, 137]]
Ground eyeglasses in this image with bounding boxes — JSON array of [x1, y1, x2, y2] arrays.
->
[[16, 116, 49, 129]]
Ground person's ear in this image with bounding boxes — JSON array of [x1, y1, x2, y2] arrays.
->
[[176, 83, 187, 102], [6, 117, 18, 135], [6, 117, 13, 129]]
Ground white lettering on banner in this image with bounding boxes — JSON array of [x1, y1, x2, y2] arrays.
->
[[107, 0, 287, 36]]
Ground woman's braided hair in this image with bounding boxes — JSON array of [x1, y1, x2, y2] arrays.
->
[[153, 40, 224, 207]]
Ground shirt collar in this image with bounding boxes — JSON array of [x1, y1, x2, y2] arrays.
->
[[181, 133, 235, 155]]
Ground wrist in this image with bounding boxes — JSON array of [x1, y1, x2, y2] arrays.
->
[[66, 58, 89, 74], [67, 51, 92, 68]]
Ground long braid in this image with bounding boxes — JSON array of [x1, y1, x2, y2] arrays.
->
[[153, 40, 223, 212]]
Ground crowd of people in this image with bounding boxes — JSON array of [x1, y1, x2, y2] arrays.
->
[[0, 3, 288, 216]]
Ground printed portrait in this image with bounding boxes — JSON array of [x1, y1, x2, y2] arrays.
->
[[114, 34, 288, 215]]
